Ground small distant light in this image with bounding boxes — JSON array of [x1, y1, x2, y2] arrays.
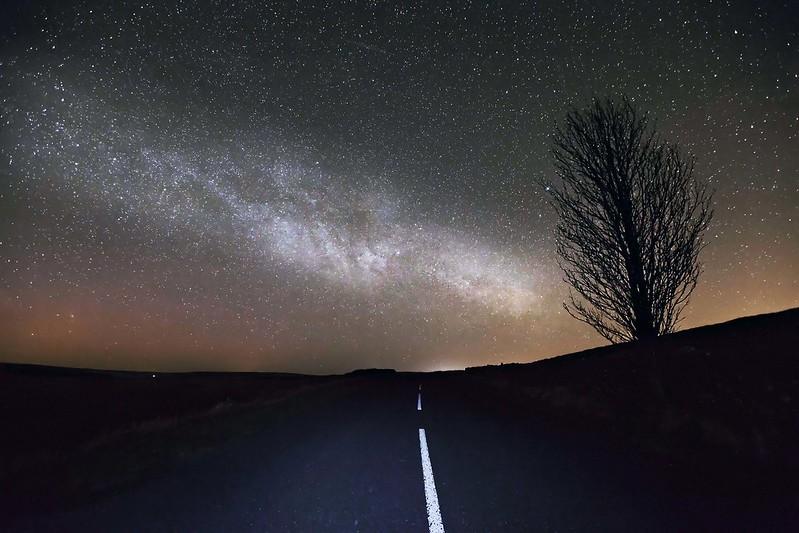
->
[[152, 374, 156, 378]]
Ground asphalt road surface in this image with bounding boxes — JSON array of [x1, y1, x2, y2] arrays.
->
[[9, 374, 797, 532]]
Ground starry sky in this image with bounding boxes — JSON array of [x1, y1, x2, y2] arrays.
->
[[1, 0, 797, 373]]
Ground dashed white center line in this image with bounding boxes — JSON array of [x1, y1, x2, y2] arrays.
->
[[417, 391, 422, 411], [419, 428, 445, 533]]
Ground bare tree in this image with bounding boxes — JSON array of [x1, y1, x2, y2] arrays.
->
[[547, 97, 713, 343]]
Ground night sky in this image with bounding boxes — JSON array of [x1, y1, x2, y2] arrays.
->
[[1, 1, 797, 373]]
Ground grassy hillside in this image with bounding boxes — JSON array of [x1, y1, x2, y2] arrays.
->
[[463, 307, 799, 470]]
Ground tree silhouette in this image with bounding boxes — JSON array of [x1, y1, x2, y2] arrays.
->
[[548, 97, 713, 343]]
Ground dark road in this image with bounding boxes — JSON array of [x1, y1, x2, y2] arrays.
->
[[9, 373, 799, 532]]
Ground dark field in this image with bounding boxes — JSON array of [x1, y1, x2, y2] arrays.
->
[[3, 307, 799, 531], [0, 367, 332, 515]]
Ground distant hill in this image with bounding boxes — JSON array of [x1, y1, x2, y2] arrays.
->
[[0, 361, 309, 379]]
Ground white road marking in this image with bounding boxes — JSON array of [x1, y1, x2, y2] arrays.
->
[[419, 428, 445, 533], [417, 391, 422, 411]]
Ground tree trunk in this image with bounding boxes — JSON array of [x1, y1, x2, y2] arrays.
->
[[619, 195, 655, 340]]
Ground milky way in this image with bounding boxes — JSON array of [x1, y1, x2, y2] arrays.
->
[[1, 1, 797, 372], [8, 91, 545, 314]]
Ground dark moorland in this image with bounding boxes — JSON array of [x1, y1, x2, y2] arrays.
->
[[2, 307, 799, 531]]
